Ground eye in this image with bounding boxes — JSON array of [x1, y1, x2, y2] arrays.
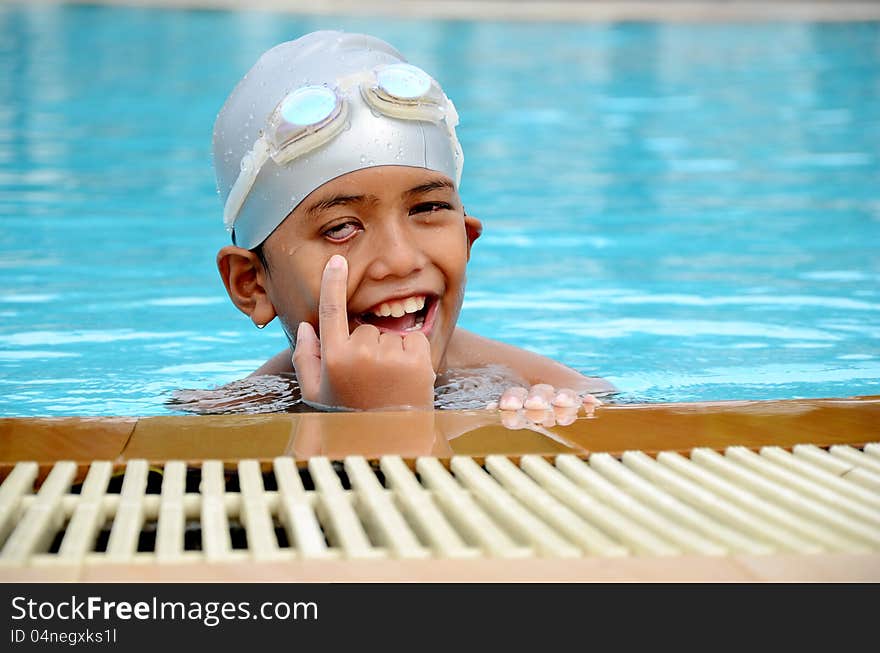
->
[[322, 221, 362, 242], [410, 201, 453, 216]]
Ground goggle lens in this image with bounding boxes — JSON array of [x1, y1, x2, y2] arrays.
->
[[226, 64, 458, 235], [279, 86, 338, 126], [376, 63, 432, 100]]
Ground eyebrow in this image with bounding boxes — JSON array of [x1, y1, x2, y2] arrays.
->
[[305, 193, 376, 219], [402, 179, 455, 198], [303, 178, 455, 219]]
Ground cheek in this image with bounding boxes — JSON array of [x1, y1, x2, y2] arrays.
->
[[426, 224, 469, 268], [428, 231, 469, 317], [265, 263, 323, 325], [298, 271, 327, 322]]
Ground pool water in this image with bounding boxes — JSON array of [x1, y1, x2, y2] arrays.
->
[[1, 5, 879, 416]]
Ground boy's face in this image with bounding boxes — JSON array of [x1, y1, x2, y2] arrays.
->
[[258, 165, 482, 372]]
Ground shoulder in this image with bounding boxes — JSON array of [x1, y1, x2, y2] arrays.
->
[[446, 328, 616, 396], [249, 348, 295, 376]]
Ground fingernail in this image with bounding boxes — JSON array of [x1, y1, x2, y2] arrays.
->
[[499, 396, 522, 411], [552, 393, 578, 408], [297, 321, 308, 340], [327, 254, 346, 270], [523, 396, 549, 410]]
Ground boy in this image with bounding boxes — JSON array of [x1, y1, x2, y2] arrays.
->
[[213, 31, 613, 413]]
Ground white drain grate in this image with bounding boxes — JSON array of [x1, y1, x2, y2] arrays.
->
[[1, 442, 879, 568]]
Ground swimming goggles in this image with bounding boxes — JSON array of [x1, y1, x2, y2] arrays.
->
[[223, 63, 456, 233]]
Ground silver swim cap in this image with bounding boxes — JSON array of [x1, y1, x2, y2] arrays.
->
[[213, 31, 464, 250]]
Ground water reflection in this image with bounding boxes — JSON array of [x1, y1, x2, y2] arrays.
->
[[167, 364, 543, 414]]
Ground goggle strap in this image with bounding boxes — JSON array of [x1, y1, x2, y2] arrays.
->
[[223, 136, 270, 233], [223, 65, 461, 238]]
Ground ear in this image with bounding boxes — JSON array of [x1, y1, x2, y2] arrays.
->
[[464, 214, 483, 261], [217, 245, 277, 327]]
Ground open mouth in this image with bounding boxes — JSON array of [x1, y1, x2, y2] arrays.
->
[[354, 294, 438, 335]]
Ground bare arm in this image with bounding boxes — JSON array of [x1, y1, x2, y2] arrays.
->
[[445, 328, 616, 396], [249, 349, 294, 376]]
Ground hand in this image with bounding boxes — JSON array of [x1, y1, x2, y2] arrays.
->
[[292, 254, 436, 411], [495, 383, 602, 411], [488, 383, 601, 429]]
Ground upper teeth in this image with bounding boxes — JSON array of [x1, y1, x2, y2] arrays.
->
[[372, 296, 426, 318]]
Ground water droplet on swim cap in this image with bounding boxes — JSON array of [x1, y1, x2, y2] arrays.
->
[[377, 63, 432, 100], [213, 30, 463, 251]]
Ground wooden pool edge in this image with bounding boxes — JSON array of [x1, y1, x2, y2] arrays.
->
[[2, 396, 878, 474]]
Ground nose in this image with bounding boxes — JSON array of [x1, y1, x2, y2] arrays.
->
[[363, 218, 428, 280]]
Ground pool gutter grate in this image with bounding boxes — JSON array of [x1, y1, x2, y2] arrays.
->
[[1, 443, 879, 569]]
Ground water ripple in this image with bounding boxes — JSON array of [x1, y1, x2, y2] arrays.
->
[[610, 294, 880, 311], [0, 330, 194, 346], [538, 318, 841, 341]]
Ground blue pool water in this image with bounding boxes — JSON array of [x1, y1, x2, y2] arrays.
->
[[1, 5, 879, 415]]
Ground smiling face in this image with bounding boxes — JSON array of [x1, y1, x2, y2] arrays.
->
[[257, 165, 482, 373]]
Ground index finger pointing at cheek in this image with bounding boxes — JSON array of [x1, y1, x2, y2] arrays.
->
[[318, 254, 350, 351]]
